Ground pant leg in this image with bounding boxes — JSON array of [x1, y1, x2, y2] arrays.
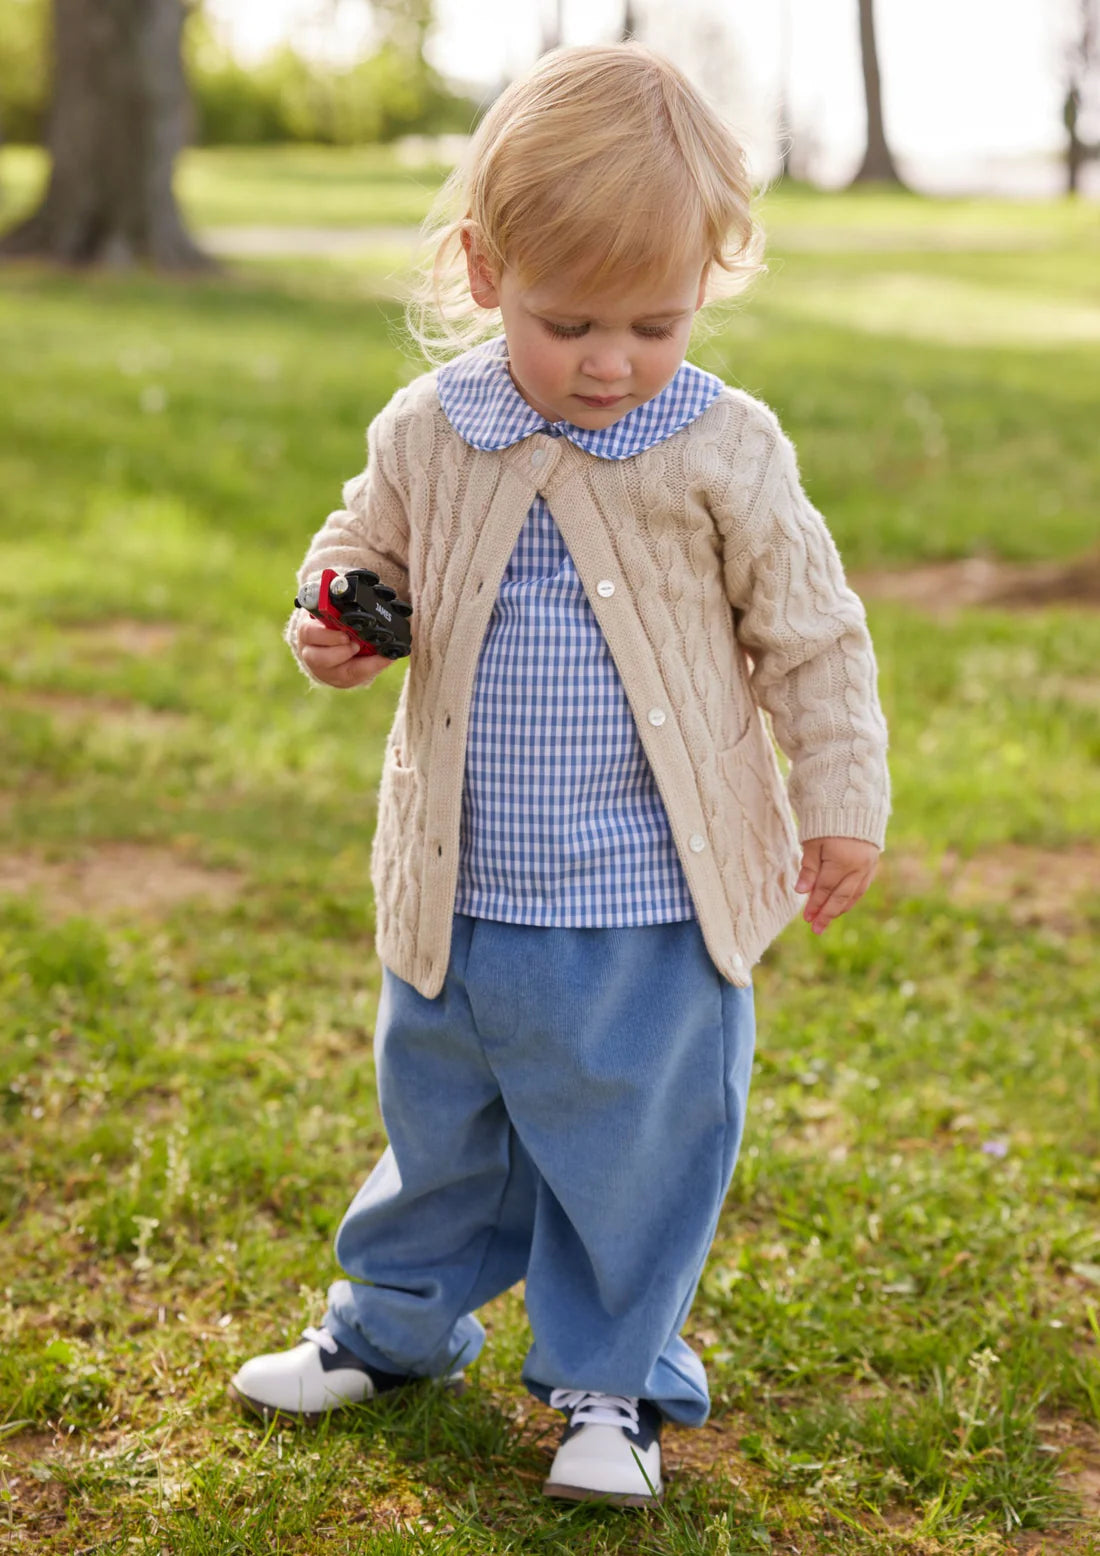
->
[[324, 915, 537, 1377], [462, 916, 755, 1427]]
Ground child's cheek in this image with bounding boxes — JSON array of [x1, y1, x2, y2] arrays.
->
[[533, 337, 565, 390]]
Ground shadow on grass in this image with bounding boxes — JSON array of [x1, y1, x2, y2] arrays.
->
[[139, 1381, 773, 1555]]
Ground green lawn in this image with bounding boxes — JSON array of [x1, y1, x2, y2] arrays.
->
[[0, 153, 1098, 1554]]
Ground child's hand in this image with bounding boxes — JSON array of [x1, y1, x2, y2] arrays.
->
[[297, 617, 395, 689], [795, 837, 880, 935]]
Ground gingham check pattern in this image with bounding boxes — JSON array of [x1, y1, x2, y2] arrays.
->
[[440, 336, 722, 926], [437, 334, 723, 460]]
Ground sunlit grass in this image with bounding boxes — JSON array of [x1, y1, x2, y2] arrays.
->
[[769, 271, 1100, 346]]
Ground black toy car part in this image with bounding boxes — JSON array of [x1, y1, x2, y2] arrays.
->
[[295, 567, 413, 660]]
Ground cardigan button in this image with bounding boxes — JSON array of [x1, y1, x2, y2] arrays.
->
[[647, 707, 666, 726], [596, 579, 615, 597], [530, 448, 545, 466], [688, 833, 706, 852]]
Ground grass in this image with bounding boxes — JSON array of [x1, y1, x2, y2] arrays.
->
[[0, 151, 1098, 1553]]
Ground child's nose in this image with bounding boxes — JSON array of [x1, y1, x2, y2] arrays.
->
[[580, 346, 631, 383]]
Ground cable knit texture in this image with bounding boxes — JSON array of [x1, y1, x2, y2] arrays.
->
[[286, 372, 891, 998]]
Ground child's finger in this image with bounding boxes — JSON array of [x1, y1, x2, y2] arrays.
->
[[802, 861, 847, 922], [298, 618, 355, 648], [807, 869, 875, 934], [301, 639, 361, 671], [794, 839, 823, 894], [808, 885, 857, 933], [336, 652, 391, 688], [306, 647, 392, 689]]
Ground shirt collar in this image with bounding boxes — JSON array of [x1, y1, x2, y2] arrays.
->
[[436, 335, 723, 461]]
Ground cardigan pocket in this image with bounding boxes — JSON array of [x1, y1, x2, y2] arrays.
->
[[370, 759, 423, 925], [715, 714, 800, 898]]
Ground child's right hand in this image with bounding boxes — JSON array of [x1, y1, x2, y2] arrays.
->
[[297, 617, 396, 689]]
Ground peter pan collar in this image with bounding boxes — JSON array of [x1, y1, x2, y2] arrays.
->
[[436, 335, 722, 462]]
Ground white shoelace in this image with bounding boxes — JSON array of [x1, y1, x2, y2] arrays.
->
[[549, 1389, 640, 1430], [302, 1325, 338, 1355]]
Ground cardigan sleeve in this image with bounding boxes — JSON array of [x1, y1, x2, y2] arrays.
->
[[712, 416, 891, 849], [284, 406, 411, 687]]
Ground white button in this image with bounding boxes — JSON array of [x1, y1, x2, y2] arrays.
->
[[596, 579, 615, 597], [688, 833, 706, 852], [530, 448, 545, 466], [647, 708, 666, 727], [731, 954, 745, 971]]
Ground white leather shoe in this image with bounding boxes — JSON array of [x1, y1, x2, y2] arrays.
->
[[543, 1391, 663, 1505], [229, 1325, 462, 1423]]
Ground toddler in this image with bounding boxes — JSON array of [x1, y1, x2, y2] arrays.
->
[[230, 43, 890, 1505]]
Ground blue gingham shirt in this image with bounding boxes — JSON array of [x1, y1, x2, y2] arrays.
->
[[439, 336, 723, 926]]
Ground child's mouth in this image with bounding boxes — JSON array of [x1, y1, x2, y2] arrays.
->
[[576, 394, 625, 408]]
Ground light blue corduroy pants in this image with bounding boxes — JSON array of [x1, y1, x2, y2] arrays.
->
[[324, 913, 755, 1426]]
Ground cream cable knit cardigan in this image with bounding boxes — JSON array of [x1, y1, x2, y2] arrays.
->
[[286, 371, 891, 999]]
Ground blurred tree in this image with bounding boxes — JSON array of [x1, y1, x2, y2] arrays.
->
[[372, 0, 433, 58], [850, 0, 906, 187], [777, 0, 793, 180], [0, 0, 51, 144], [184, 11, 298, 144], [0, 0, 211, 269], [186, 6, 473, 148], [642, 0, 748, 141], [1064, 0, 1100, 194], [541, 0, 564, 53]]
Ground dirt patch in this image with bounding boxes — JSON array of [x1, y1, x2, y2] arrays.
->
[[201, 223, 419, 258], [3, 689, 188, 736], [883, 844, 1099, 931], [854, 553, 1100, 612], [0, 1428, 59, 1468], [63, 619, 178, 656], [0, 842, 244, 920], [664, 1412, 755, 1481], [0, 1429, 73, 1551], [1016, 1416, 1100, 1552]]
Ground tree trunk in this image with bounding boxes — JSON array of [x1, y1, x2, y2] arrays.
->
[[1063, 1, 1098, 196], [850, 0, 906, 187], [777, 0, 793, 179], [0, 0, 212, 270], [1065, 85, 1084, 194]]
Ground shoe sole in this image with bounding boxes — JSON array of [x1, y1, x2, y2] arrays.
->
[[228, 1374, 467, 1426], [542, 1478, 663, 1507], [228, 1382, 347, 1425]]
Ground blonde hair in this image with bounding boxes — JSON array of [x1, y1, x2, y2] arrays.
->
[[407, 43, 765, 362]]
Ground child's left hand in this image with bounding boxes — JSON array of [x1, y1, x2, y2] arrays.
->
[[795, 837, 880, 935]]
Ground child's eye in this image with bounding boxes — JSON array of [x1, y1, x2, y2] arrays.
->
[[540, 320, 676, 341]]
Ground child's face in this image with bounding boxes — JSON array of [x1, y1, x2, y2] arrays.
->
[[465, 243, 709, 430]]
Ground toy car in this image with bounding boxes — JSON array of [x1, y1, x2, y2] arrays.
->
[[295, 567, 413, 660]]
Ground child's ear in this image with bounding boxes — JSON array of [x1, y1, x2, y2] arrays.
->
[[461, 229, 501, 311], [695, 263, 710, 311]]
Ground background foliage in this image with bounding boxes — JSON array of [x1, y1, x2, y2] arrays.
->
[[0, 0, 478, 147]]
